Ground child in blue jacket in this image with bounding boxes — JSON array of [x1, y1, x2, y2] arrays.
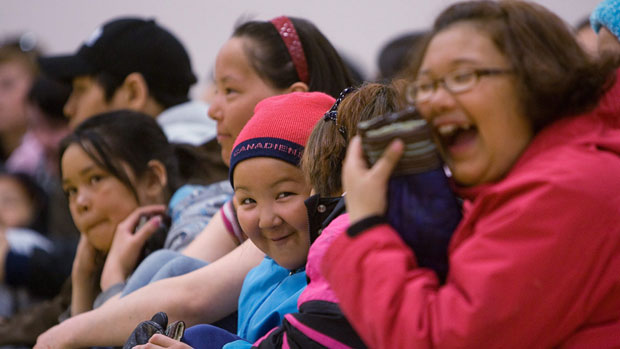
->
[[132, 92, 335, 349]]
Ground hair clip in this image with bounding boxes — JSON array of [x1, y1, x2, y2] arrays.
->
[[323, 87, 356, 137]]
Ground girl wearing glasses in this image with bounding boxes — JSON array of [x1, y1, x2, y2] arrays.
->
[[323, 0, 620, 347]]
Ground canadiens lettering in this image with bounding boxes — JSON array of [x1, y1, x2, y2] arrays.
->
[[233, 141, 302, 158]]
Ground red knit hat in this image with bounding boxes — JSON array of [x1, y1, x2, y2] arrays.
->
[[229, 92, 335, 186]]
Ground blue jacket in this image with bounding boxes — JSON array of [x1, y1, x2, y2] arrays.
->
[[224, 257, 306, 349]]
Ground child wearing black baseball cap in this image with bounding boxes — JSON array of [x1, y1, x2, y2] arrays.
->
[[39, 17, 216, 147]]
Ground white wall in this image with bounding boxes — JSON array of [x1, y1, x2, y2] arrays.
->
[[0, 0, 601, 97]]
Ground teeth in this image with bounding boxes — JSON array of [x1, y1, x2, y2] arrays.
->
[[438, 124, 458, 136], [437, 124, 472, 136]]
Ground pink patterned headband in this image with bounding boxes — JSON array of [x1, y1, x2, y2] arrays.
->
[[270, 16, 309, 85]]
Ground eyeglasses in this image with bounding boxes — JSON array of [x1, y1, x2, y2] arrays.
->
[[324, 87, 356, 138], [406, 68, 513, 104]]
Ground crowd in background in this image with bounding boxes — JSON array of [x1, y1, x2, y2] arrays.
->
[[0, 0, 619, 348]]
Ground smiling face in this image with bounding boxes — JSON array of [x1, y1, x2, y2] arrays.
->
[[234, 157, 311, 270], [61, 144, 142, 252], [208, 37, 287, 165], [415, 22, 533, 186]]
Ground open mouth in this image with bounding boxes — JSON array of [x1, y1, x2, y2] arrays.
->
[[436, 123, 478, 155]]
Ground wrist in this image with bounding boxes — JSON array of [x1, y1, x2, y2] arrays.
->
[[72, 267, 98, 289], [347, 207, 385, 225], [100, 264, 127, 291], [344, 196, 386, 225], [72, 259, 99, 278]]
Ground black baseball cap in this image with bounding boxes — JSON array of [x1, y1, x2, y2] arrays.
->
[[39, 17, 197, 92]]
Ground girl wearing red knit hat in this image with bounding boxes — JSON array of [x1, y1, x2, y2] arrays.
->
[[34, 16, 354, 349], [133, 92, 335, 349]]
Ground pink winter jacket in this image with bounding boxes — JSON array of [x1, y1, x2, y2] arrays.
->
[[322, 70, 620, 348]]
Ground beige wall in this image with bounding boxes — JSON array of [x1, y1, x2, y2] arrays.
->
[[0, 0, 601, 97]]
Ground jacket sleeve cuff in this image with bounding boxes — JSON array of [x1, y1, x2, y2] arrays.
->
[[347, 215, 388, 237]]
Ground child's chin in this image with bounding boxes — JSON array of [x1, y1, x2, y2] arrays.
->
[[274, 258, 305, 271]]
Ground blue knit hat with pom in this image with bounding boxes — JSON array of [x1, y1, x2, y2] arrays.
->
[[591, 0, 620, 40]]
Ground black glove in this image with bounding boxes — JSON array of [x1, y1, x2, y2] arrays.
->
[[123, 312, 185, 349]]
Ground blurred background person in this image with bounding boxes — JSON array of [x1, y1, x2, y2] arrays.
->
[[575, 16, 599, 56], [0, 36, 39, 173], [375, 30, 428, 83], [591, 0, 620, 57], [0, 171, 53, 318]]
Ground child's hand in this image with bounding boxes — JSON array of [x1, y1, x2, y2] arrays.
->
[[34, 322, 76, 349], [342, 136, 404, 224], [72, 234, 101, 280], [71, 235, 104, 315], [100, 205, 166, 291], [133, 334, 193, 349]]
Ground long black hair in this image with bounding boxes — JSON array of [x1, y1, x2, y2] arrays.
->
[[233, 17, 357, 98], [59, 110, 186, 202]]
